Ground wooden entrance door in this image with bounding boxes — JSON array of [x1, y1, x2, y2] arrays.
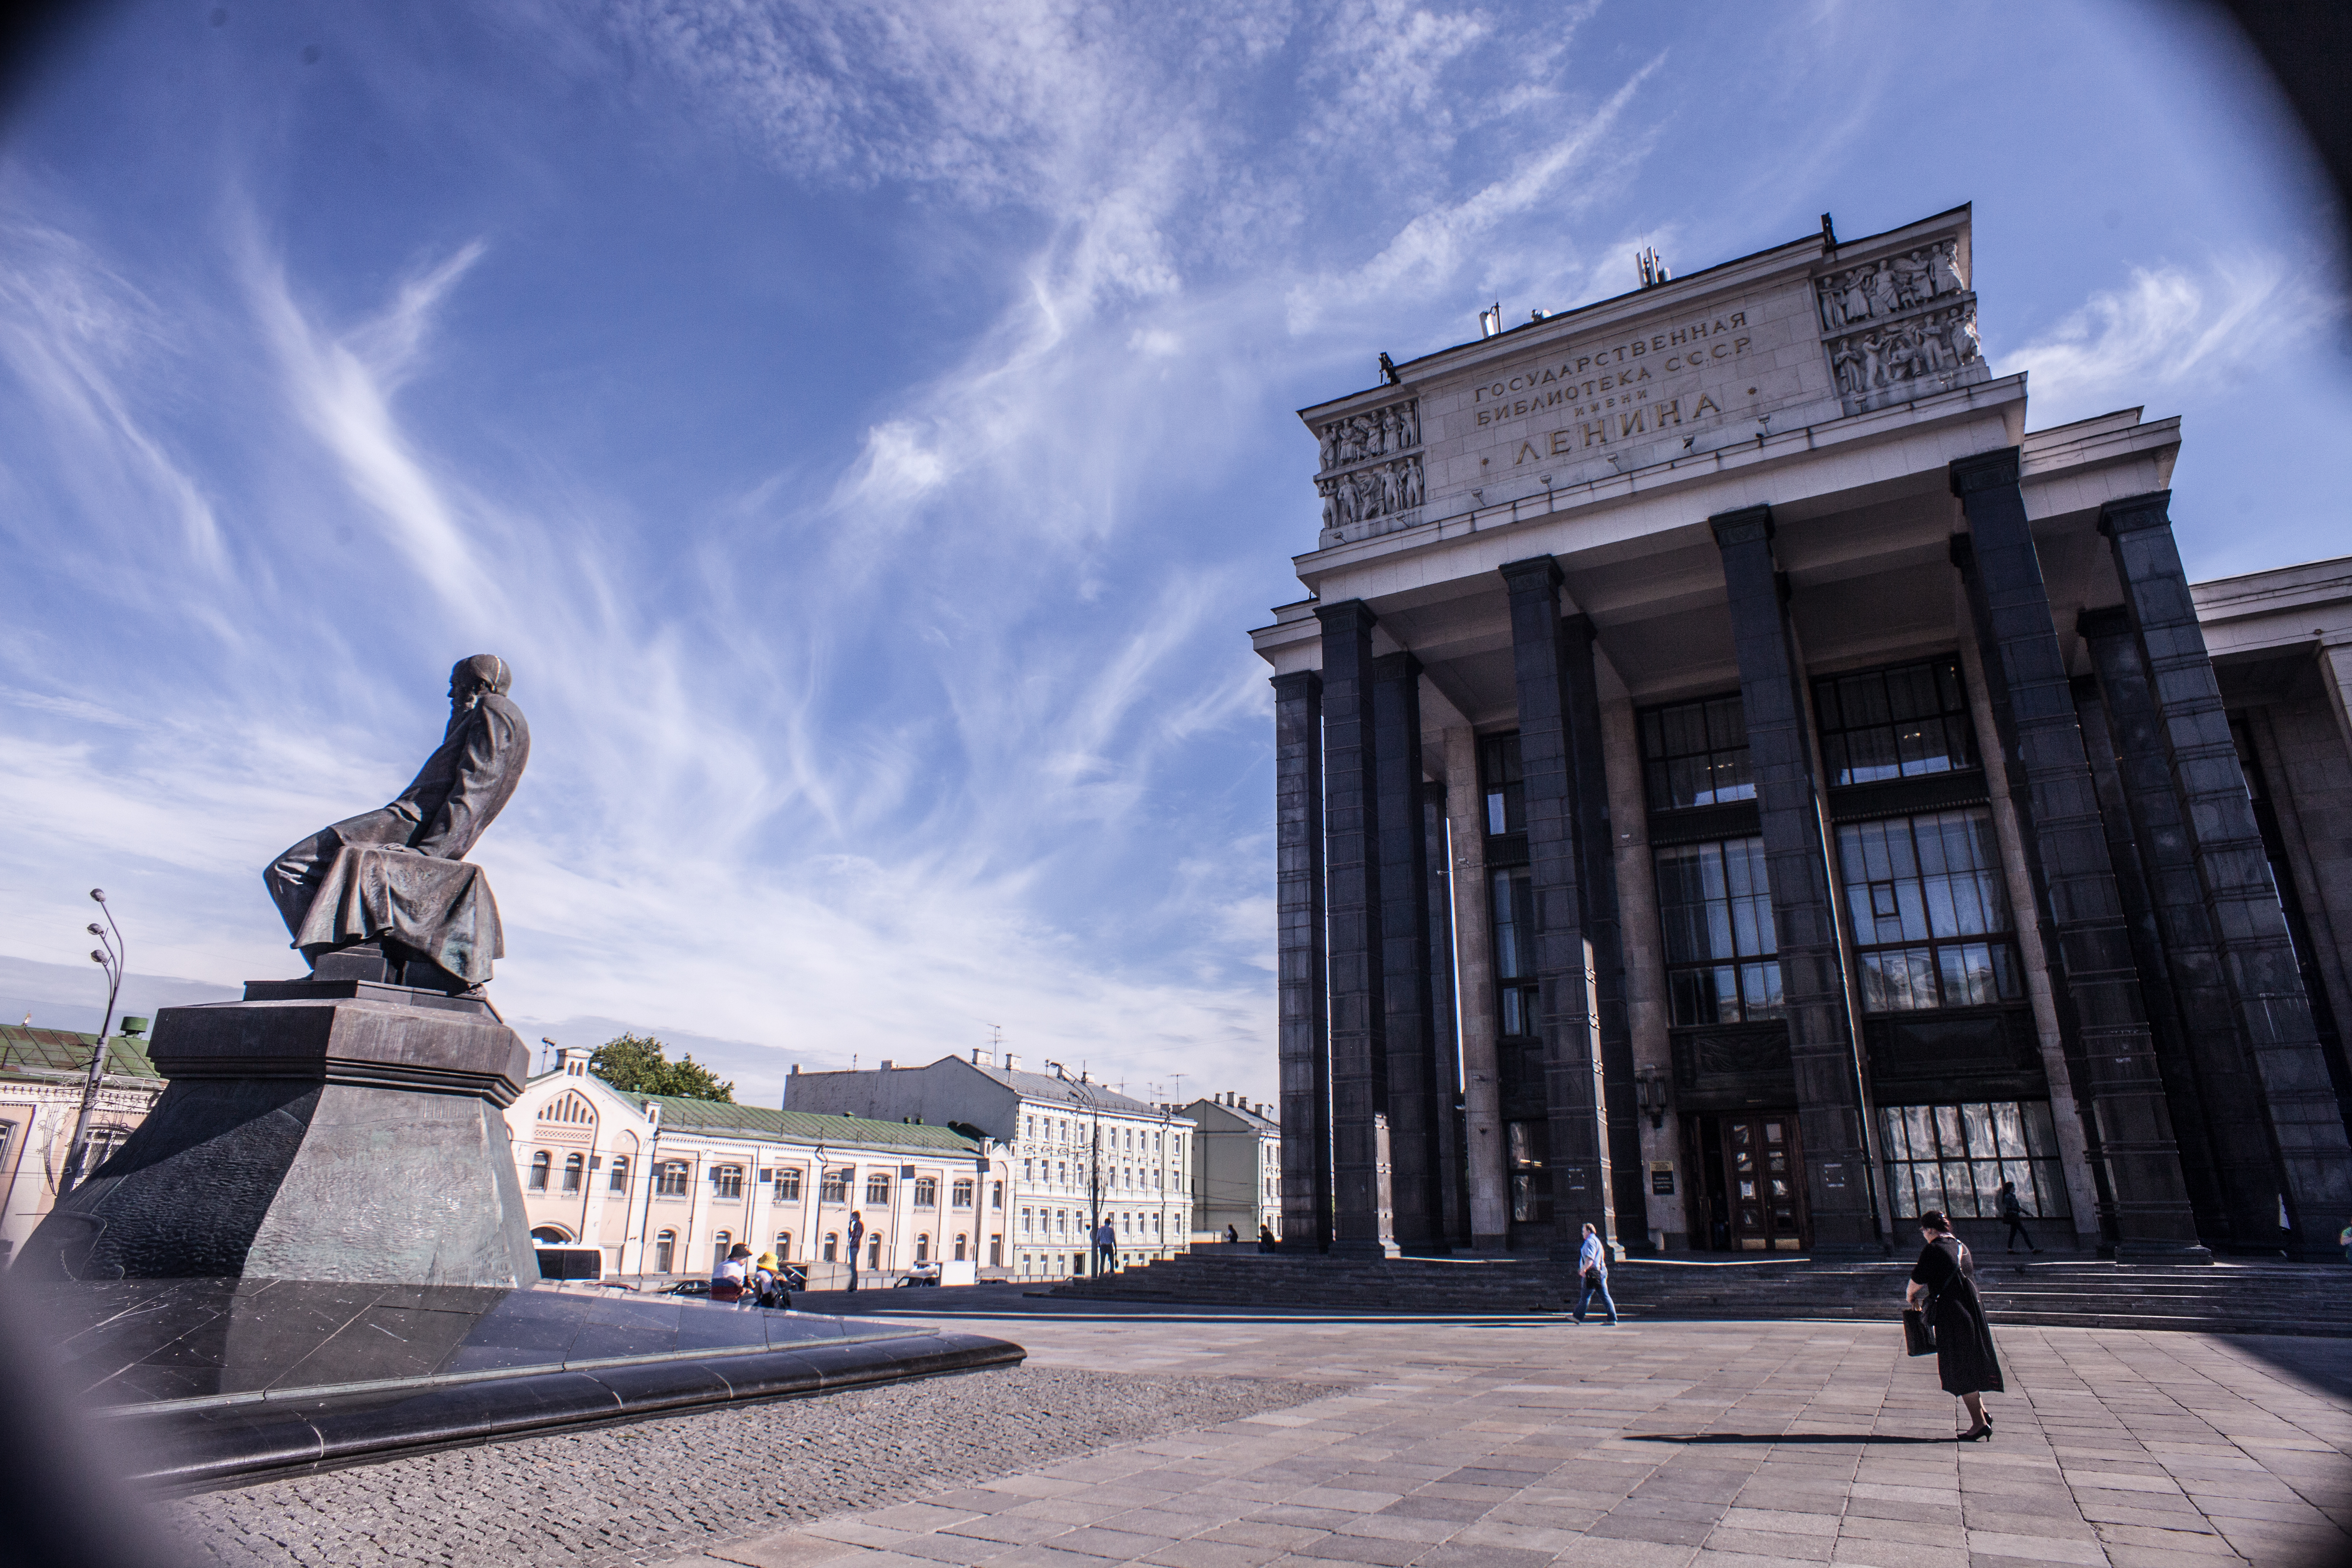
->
[[1721, 1114, 1807, 1250]]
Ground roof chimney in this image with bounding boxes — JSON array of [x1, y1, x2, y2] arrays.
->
[[790, 1063, 801, 1075], [1003, 1053, 1021, 1071], [877, 1060, 893, 1072], [973, 1048, 994, 1066]]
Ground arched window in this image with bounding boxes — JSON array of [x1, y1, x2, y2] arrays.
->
[[653, 1230, 675, 1274], [913, 1176, 938, 1207], [712, 1165, 744, 1199], [538, 1090, 595, 1126], [822, 1233, 838, 1262], [916, 1234, 930, 1263], [530, 1225, 570, 1244], [609, 1155, 630, 1193], [528, 1150, 551, 1191], [775, 1232, 792, 1261], [953, 1233, 967, 1261], [712, 1230, 732, 1271], [867, 1233, 883, 1269], [989, 1235, 1002, 1266], [561, 1153, 584, 1193]]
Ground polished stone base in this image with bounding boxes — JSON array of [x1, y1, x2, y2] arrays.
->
[[19, 984, 539, 1287], [31, 1277, 1022, 1492]]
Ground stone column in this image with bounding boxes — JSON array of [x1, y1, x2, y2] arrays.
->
[[1560, 615, 1645, 1252], [2100, 492, 2352, 1250], [1499, 557, 1611, 1258], [1425, 785, 1467, 1244], [1444, 725, 1509, 1248], [2323, 637, 2352, 763], [2077, 613, 2262, 1245], [1707, 504, 1878, 1253], [1947, 451, 2203, 1258], [1271, 670, 1331, 1253], [1604, 691, 1683, 1247], [1956, 603, 2106, 1247], [1316, 601, 1398, 1256], [1374, 652, 1444, 1250]]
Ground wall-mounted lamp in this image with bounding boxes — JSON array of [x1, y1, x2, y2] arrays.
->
[[1635, 1067, 1669, 1130]]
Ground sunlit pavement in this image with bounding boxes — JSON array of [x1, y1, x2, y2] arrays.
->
[[654, 1302, 2352, 1568]]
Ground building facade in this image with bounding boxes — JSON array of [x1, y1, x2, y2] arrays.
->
[[506, 1049, 1006, 1285], [1251, 206, 2352, 1262], [783, 1051, 1192, 1278], [0, 1024, 166, 1264], [1180, 1092, 1282, 1243]]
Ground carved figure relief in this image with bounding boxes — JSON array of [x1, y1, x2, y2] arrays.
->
[[1815, 239, 1968, 332], [1826, 302, 1981, 407], [1319, 454, 1424, 533], [1315, 395, 1423, 535], [1315, 397, 1420, 475]]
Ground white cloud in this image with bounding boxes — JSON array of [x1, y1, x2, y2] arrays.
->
[[2003, 253, 2342, 427]]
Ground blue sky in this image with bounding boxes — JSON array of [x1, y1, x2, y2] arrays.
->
[[2, 0, 2345, 1107]]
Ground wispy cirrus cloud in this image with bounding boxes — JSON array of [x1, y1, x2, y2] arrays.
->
[[2002, 253, 2343, 426]]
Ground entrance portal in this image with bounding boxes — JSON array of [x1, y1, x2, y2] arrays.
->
[[1707, 1113, 1808, 1250]]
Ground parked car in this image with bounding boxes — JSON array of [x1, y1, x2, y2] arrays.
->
[[657, 1279, 712, 1297], [894, 1263, 942, 1288]]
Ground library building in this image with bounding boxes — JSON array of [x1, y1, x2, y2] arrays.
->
[[1250, 206, 2352, 1262]]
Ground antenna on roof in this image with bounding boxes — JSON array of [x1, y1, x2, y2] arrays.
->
[[1477, 302, 1503, 338], [1636, 247, 1670, 288]]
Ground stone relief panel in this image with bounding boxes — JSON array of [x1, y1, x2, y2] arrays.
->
[[1315, 397, 1420, 472], [1815, 240, 1969, 331], [1315, 397, 1423, 542], [1816, 241, 1982, 414]]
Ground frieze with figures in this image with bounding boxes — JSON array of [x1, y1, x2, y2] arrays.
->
[[1826, 301, 1982, 411], [1815, 240, 1968, 331], [1320, 454, 1425, 533], [1315, 397, 1420, 475]]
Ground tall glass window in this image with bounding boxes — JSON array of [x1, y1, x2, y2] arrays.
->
[[1813, 657, 1974, 785], [1837, 809, 2022, 1012], [1506, 1119, 1552, 1225], [1480, 733, 1524, 835], [1640, 694, 1753, 811], [1489, 868, 1539, 1036], [1878, 1101, 2067, 1219], [1655, 837, 1781, 1025]]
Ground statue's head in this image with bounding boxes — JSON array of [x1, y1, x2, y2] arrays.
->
[[448, 655, 512, 710]]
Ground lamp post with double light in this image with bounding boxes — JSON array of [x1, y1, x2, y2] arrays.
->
[[58, 889, 126, 1199]]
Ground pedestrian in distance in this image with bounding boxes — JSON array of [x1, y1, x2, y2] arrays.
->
[[1997, 1181, 2040, 1254], [1094, 1219, 1118, 1273], [1258, 1223, 1277, 1252], [1905, 1210, 2004, 1440], [1572, 1222, 1617, 1325], [1224, 1223, 1239, 1245], [752, 1251, 787, 1310], [846, 1210, 865, 1292], [712, 1242, 752, 1305]]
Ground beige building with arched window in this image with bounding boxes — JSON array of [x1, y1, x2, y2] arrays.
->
[[506, 1048, 1008, 1285]]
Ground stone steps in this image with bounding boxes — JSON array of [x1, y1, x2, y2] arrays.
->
[[1046, 1253, 2352, 1335]]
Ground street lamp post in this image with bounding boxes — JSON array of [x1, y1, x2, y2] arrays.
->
[[1047, 1061, 1104, 1274], [59, 889, 126, 1200]]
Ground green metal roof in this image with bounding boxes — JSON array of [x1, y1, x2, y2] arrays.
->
[[0, 1026, 160, 1080], [611, 1091, 984, 1156]]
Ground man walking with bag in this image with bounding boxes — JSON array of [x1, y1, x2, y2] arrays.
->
[[1572, 1222, 1618, 1325], [1997, 1181, 2041, 1254]]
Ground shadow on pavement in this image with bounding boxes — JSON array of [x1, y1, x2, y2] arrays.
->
[[1629, 1433, 1956, 1445]]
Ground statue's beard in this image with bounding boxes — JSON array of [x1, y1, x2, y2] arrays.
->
[[445, 686, 486, 737]]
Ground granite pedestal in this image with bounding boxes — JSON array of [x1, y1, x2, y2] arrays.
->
[[16, 975, 1022, 1487]]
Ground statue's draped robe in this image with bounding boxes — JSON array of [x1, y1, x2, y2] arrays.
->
[[266, 694, 531, 983]]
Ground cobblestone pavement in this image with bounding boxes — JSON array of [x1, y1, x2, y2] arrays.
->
[[168, 1365, 1336, 1568], [646, 1310, 2352, 1568]]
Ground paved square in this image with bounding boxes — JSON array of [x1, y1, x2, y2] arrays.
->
[[651, 1310, 2352, 1568], [172, 1303, 2352, 1568]]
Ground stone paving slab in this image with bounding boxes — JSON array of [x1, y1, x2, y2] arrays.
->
[[648, 1315, 2349, 1568], [167, 1310, 2352, 1568]]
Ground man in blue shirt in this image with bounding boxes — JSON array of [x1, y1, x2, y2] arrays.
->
[[1573, 1222, 1618, 1325]]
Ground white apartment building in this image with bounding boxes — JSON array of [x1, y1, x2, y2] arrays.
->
[[507, 1048, 1008, 1284], [782, 1050, 1192, 1279], [0, 1023, 166, 1266], [1179, 1092, 1282, 1244]]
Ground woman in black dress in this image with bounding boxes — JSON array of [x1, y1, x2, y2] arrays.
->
[[1905, 1210, 2003, 1439]]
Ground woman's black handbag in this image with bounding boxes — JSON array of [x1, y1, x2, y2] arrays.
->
[[1902, 1307, 1937, 1357]]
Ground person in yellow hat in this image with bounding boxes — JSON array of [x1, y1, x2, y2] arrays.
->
[[752, 1251, 787, 1310]]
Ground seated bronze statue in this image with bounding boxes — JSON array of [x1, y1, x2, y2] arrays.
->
[[266, 655, 530, 993]]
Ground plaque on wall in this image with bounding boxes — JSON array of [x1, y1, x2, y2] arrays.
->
[[1650, 1162, 1675, 1196]]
